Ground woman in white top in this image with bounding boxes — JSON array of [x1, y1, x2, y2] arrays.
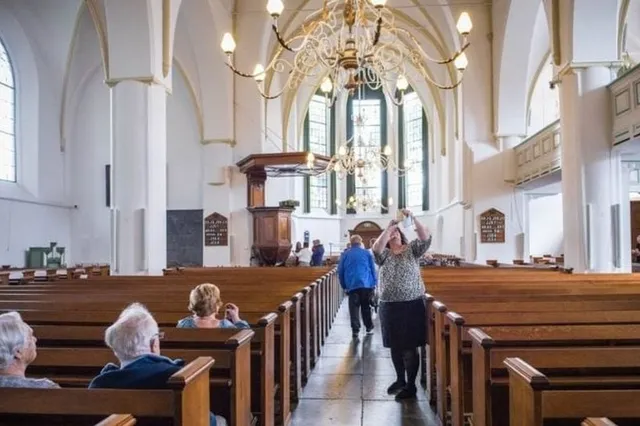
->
[[297, 243, 312, 266]]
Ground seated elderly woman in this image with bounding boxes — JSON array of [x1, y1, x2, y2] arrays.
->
[[177, 283, 250, 329], [0, 311, 59, 388], [89, 303, 227, 426]]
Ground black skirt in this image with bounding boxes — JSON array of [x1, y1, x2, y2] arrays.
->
[[379, 297, 427, 349]]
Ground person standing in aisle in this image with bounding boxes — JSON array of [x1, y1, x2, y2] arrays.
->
[[338, 234, 377, 338], [372, 209, 431, 400]]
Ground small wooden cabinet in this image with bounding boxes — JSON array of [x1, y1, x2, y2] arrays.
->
[[248, 207, 293, 266]]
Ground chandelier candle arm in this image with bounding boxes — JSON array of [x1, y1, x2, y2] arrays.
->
[[221, 1, 472, 101]]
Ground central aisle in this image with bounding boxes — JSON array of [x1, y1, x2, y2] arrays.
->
[[290, 299, 438, 426]]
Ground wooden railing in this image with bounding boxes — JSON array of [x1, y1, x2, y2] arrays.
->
[[514, 119, 561, 186], [609, 63, 640, 145]]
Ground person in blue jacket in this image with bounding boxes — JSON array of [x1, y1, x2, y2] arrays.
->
[[311, 239, 325, 266], [89, 303, 227, 426], [338, 234, 377, 338]]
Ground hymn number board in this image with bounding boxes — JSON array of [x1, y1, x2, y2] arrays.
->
[[204, 213, 228, 246], [479, 208, 505, 243]]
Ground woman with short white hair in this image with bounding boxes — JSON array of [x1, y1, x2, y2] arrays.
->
[[0, 311, 59, 388]]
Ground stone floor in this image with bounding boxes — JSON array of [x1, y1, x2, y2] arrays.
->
[[290, 300, 438, 426]]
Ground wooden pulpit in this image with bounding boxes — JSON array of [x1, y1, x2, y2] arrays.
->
[[236, 153, 330, 266], [248, 207, 293, 266]]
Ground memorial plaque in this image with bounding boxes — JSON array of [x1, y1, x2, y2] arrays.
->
[[479, 208, 505, 243], [204, 212, 228, 246]]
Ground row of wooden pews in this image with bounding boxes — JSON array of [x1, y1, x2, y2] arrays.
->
[[422, 267, 640, 426], [0, 266, 342, 426], [0, 264, 110, 285]]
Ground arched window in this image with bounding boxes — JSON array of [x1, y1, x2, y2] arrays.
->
[[0, 38, 15, 182], [303, 94, 335, 213], [526, 59, 559, 136], [346, 86, 388, 214], [398, 90, 428, 211]]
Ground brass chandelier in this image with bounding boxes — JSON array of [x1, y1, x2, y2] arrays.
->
[[220, 0, 473, 103]]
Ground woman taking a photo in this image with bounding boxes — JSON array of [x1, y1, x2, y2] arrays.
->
[[372, 209, 431, 400]]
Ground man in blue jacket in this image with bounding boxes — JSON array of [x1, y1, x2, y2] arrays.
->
[[338, 234, 377, 338], [89, 303, 226, 426]]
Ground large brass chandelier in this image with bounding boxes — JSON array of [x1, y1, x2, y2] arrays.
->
[[220, 0, 473, 103]]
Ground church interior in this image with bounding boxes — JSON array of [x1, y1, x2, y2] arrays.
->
[[1, 0, 640, 425]]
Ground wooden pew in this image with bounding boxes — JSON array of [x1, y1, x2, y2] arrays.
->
[[30, 327, 254, 426], [445, 309, 640, 426], [428, 293, 640, 422], [0, 357, 214, 426], [1, 306, 273, 426], [0, 289, 296, 425], [470, 326, 640, 426], [506, 357, 640, 426], [0, 267, 342, 426]]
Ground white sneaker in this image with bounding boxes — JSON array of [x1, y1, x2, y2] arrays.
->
[[215, 415, 228, 426]]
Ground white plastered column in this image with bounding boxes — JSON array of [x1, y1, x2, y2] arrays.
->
[[104, 0, 180, 275], [110, 82, 168, 275], [559, 66, 617, 272]]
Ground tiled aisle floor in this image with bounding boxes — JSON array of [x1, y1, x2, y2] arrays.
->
[[289, 299, 438, 426]]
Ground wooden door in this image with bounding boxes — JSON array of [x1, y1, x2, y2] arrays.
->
[[630, 201, 640, 250]]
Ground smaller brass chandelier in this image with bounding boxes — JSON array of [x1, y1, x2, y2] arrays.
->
[[306, 86, 413, 179], [336, 193, 393, 212]]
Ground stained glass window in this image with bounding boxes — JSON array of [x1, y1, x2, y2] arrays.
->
[[0, 38, 15, 182]]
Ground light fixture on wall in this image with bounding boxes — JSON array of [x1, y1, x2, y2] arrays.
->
[[220, 0, 472, 103]]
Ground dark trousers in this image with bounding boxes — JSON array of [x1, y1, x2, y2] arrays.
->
[[348, 288, 374, 333]]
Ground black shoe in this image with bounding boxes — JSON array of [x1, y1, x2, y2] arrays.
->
[[365, 327, 374, 335], [386, 380, 406, 394], [395, 384, 417, 401]]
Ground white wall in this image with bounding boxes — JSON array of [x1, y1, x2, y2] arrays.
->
[[68, 67, 110, 264], [528, 193, 563, 256], [0, 2, 75, 266], [167, 65, 203, 210]]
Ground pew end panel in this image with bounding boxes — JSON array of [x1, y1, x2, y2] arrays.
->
[[167, 356, 215, 426], [504, 357, 549, 426], [423, 293, 436, 405], [445, 311, 467, 426], [469, 328, 495, 426], [432, 300, 449, 423]]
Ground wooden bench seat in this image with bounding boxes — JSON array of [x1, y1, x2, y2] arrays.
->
[[0, 357, 214, 426], [30, 329, 253, 426], [470, 327, 640, 426], [443, 309, 640, 426], [0, 267, 342, 426], [506, 357, 640, 426]]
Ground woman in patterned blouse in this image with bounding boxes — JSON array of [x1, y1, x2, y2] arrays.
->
[[372, 209, 431, 400]]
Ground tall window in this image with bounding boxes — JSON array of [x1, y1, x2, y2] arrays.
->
[[352, 99, 382, 203], [0, 38, 15, 182], [346, 86, 388, 214], [304, 94, 332, 212], [400, 91, 428, 210], [526, 59, 559, 137]]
